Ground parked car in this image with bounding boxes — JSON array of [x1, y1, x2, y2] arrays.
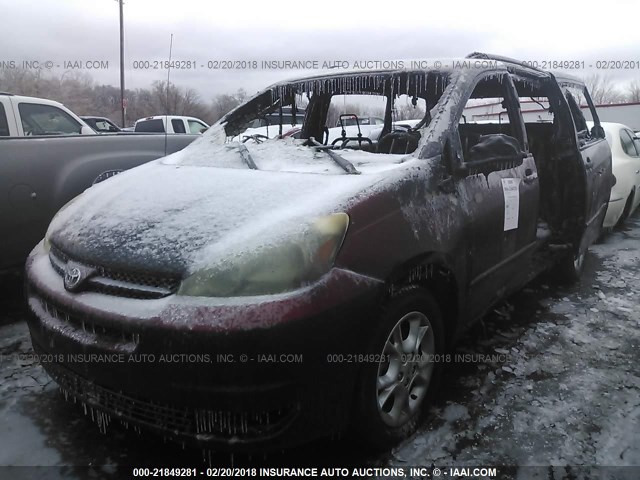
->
[[134, 115, 209, 134], [25, 53, 613, 453], [0, 93, 95, 136], [233, 107, 305, 141], [336, 116, 384, 127], [325, 117, 422, 150], [80, 116, 121, 133], [594, 122, 640, 228], [0, 95, 200, 271]]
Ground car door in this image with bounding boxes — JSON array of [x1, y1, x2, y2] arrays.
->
[[620, 127, 640, 210], [455, 72, 540, 319], [561, 83, 612, 246]]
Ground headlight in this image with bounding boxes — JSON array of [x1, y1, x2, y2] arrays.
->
[[178, 213, 349, 297], [43, 195, 82, 253], [43, 236, 51, 254]]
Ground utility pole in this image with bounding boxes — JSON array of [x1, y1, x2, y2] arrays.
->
[[119, 0, 125, 127]]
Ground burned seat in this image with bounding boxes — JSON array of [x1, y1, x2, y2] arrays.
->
[[377, 130, 421, 154]]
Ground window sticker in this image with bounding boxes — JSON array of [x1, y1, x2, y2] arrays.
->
[[502, 178, 520, 231]]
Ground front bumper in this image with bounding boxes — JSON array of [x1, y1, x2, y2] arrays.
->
[[25, 243, 383, 451]]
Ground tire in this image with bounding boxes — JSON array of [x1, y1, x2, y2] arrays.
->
[[555, 242, 587, 283], [352, 286, 444, 449]]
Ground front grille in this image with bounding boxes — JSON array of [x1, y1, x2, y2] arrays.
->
[[50, 244, 180, 299], [37, 295, 140, 347], [43, 360, 299, 441]]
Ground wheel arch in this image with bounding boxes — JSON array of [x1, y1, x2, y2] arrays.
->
[[385, 252, 461, 348]]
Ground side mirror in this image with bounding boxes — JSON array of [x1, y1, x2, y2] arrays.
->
[[591, 125, 605, 139], [455, 134, 525, 176]]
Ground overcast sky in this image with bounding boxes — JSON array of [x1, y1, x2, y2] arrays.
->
[[2, 0, 640, 99]]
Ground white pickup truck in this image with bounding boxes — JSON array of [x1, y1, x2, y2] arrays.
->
[[134, 115, 209, 134], [0, 94, 95, 136], [0, 93, 200, 271]]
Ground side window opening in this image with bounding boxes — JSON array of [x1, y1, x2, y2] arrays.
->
[[188, 120, 207, 134], [459, 75, 525, 165], [620, 129, 639, 157], [18, 103, 82, 136], [0, 103, 9, 136], [135, 119, 165, 132], [563, 85, 604, 144], [565, 91, 590, 142], [171, 119, 186, 133]]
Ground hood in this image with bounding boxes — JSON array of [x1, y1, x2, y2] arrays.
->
[[48, 158, 385, 277]]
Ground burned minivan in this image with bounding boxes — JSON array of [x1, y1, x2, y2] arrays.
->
[[25, 53, 613, 451]]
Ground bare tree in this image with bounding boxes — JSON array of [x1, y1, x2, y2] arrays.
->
[[210, 88, 248, 122], [0, 68, 252, 127], [626, 80, 640, 103], [583, 74, 624, 105], [149, 81, 208, 119], [394, 103, 426, 121]]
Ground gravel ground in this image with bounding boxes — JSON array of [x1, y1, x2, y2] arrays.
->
[[1, 215, 638, 479]]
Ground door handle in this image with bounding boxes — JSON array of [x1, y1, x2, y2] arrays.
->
[[523, 168, 537, 184]]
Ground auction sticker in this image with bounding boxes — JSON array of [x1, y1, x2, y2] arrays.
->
[[501, 178, 520, 231]]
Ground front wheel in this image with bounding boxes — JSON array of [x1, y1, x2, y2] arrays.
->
[[352, 286, 444, 449]]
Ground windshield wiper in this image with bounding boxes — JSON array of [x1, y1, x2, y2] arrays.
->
[[237, 143, 258, 170], [309, 137, 360, 175]]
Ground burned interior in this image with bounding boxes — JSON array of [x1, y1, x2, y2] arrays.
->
[[449, 65, 608, 250], [223, 71, 451, 157]]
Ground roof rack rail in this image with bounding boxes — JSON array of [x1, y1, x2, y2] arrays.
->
[[466, 52, 548, 75]]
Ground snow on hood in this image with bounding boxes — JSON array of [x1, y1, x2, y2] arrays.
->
[[164, 135, 409, 173], [47, 142, 405, 276]]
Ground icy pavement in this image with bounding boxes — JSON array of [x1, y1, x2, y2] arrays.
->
[[388, 216, 640, 478], [0, 216, 638, 479]]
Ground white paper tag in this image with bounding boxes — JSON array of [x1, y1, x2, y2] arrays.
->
[[501, 178, 520, 231]]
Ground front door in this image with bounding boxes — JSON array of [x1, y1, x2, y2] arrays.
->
[[454, 72, 540, 320]]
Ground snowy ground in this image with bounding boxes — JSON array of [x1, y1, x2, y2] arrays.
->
[[1, 214, 638, 479], [386, 216, 640, 479]]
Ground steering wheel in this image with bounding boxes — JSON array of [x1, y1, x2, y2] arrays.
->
[[377, 130, 420, 154], [242, 134, 269, 144]]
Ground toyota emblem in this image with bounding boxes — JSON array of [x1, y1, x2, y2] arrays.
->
[[63, 267, 83, 291]]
